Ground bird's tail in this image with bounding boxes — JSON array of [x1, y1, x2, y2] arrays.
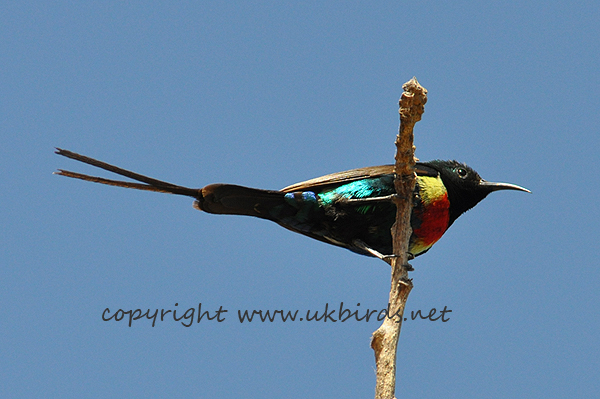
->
[[55, 148, 201, 197], [54, 148, 287, 219]]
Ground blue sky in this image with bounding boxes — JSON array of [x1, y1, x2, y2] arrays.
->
[[2, 1, 599, 398]]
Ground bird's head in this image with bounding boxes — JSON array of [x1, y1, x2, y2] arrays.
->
[[428, 160, 530, 225]]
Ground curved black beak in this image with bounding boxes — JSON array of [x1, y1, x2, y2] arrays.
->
[[480, 180, 531, 193]]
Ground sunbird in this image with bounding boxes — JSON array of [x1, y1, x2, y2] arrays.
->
[[55, 148, 529, 262]]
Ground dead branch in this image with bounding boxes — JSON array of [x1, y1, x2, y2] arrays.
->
[[371, 77, 427, 399]]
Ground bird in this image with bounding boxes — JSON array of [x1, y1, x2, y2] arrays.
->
[[55, 148, 529, 262]]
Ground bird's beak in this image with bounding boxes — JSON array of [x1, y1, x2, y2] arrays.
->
[[479, 180, 531, 193]]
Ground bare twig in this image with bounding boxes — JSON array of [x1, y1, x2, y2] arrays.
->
[[371, 77, 427, 399]]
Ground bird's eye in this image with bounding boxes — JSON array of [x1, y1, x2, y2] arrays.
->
[[456, 168, 468, 178]]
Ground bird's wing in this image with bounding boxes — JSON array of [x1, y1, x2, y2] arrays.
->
[[281, 165, 394, 193], [281, 163, 438, 193]]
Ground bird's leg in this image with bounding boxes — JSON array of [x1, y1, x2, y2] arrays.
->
[[352, 239, 395, 264], [338, 194, 399, 206], [352, 240, 415, 270], [352, 240, 414, 271]]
